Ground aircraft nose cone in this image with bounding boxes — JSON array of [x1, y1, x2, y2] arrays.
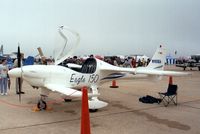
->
[[8, 68, 22, 78]]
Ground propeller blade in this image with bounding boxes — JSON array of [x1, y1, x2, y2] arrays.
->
[[17, 45, 22, 102], [17, 45, 21, 67]]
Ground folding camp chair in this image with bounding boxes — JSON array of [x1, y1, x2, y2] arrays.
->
[[158, 84, 178, 107]]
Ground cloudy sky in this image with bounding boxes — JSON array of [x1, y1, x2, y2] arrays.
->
[[0, 0, 200, 57]]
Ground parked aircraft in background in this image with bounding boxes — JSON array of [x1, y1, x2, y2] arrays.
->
[[176, 54, 200, 71], [8, 26, 189, 112]]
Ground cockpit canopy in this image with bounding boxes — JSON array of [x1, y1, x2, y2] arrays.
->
[[81, 58, 97, 74]]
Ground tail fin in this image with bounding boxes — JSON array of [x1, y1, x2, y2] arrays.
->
[[147, 45, 166, 70]]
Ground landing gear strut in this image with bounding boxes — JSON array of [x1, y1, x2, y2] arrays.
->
[[88, 86, 108, 112]]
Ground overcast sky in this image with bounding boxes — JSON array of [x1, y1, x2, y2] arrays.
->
[[0, 0, 200, 57]]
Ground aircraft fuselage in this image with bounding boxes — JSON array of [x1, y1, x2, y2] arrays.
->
[[9, 65, 101, 89]]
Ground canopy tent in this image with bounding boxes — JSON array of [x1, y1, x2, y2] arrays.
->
[[166, 55, 176, 65]]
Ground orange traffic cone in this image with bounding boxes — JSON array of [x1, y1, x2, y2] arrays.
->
[[81, 87, 91, 134], [169, 76, 173, 85], [110, 80, 119, 88]]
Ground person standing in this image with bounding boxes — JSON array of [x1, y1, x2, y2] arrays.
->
[[113, 57, 119, 66], [141, 58, 146, 66], [131, 57, 136, 68], [137, 59, 141, 67], [0, 60, 2, 95], [0, 59, 9, 95]]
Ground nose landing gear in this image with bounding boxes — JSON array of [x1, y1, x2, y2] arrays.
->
[[37, 95, 48, 111]]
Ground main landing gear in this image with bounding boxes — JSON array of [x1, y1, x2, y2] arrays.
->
[[64, 98, 72, 102], [89, 108, 98, 113], [88, 86, 108, 112]]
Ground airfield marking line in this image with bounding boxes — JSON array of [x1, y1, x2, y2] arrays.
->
[[0, 99, 199, 131]]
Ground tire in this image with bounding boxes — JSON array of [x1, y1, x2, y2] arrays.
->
[[37, 100, 47, 110], [64, 99, 72, 102], [89, 109, 98, 113]]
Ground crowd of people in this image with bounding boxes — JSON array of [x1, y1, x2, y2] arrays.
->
[[60, 55, 150, 68], [101, 56, 150, 68]]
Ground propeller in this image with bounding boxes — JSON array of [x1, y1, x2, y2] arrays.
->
[[17, 45, 22, 102]]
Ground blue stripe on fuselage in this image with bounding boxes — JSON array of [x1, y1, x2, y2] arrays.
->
[[101, 73, 126, 80]]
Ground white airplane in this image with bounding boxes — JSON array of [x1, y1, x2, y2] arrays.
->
[[8, 26, 189, 112]]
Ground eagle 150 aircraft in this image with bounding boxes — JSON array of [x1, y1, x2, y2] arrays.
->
[[8, 26, 188, 112]]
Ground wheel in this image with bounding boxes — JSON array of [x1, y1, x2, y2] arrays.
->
[[89, 109, 98, 113], [37, 100, 47, 110], [64, 99, 72, 102], [198, 67, 200, 71]]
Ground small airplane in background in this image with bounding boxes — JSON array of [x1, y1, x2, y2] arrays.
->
[[8, 26, 189, 112], [176, 55, 200, 71]]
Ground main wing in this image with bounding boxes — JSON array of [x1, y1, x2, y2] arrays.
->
[[98, 45, 190, 77], [135, 67, 189, 76], [45, 84, 82, 97], [44, 83, 99, 97], [99, 61, 189, 77]]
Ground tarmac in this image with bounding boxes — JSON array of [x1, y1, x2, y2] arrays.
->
[[0, 65, 199, 134]]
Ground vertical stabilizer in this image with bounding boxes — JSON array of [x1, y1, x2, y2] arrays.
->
[[147, 45, 166, 70]]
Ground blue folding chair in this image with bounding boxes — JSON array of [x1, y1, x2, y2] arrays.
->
[[158, 84, 178, 107]]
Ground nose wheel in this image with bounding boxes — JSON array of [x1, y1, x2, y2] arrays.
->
[[37, 95, 47, 110], [37, 100, 47, 110]]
